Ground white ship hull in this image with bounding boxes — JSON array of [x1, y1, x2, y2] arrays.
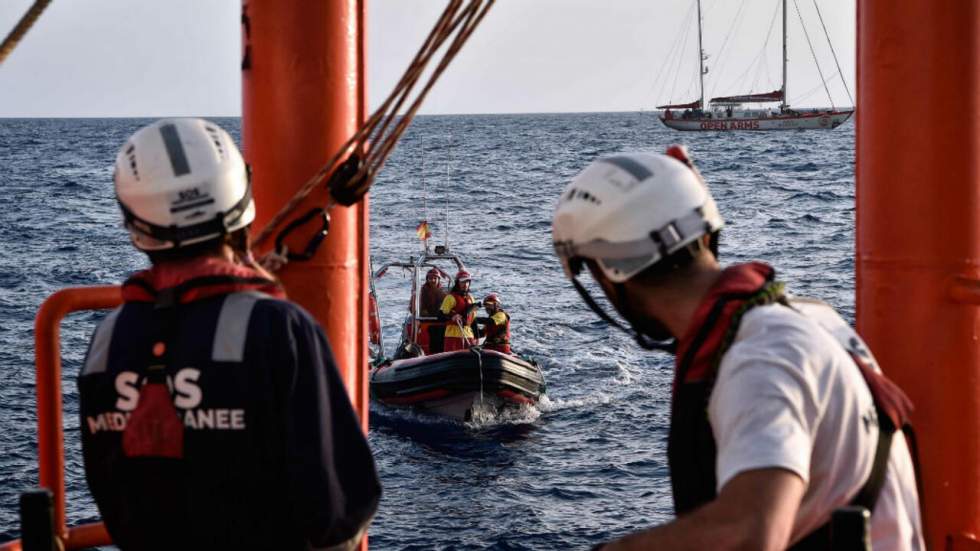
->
[[660, 110, 853, 131]]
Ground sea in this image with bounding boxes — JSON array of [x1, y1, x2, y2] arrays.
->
[[0, 114, 856, 549]]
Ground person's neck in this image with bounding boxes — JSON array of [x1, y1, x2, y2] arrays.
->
[[153, 246, 236, 269], [640, 262, 722, 340]]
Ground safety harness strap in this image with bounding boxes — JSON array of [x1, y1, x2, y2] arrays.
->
[[569, 275, 676, 353]]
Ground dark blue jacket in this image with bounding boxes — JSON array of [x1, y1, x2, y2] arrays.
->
[[78, 281, 380, 551]]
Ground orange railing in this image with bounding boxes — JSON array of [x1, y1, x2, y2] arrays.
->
[[0, 286, 122, 551]]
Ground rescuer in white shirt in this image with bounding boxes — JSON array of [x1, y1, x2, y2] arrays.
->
[[551, 147, 924, 550]]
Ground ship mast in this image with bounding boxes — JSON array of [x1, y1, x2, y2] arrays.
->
[[697, 0, 705, 111], [781, 0, 787, 110]]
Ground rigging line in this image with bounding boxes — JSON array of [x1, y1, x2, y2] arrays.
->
[[252, 0, 493, 251], [444, 132, 453, 249], [667, 3, 696, 103], [793, 0, 834, 109], [251, 0, 468, 248], [0, 0, 52, 65], [365, 2, 491, 177], [682, 67, 699, 101], [365, 2, 484, 165], [657, 11, 692, 105], [726, 0, 779, 96], [648, 0, 696, 105], [751, 50, 768, 93], [707, 0, 749, 98], [791, 71, 839, 104], [812, 0, 853, 105], [421, 135, 428, 224]]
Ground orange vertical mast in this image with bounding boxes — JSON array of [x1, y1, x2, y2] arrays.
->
[[856, 2, 980, 550], [241, 0, 369, 426]]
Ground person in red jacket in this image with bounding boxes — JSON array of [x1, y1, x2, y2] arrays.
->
[[417, 267, 447, 317], [477, 293, 511, 354], [439, 270, 477, 351]]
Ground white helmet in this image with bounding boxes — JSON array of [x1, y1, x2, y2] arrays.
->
[[114, 118, 255, 251], [552, 147, 724, 283]]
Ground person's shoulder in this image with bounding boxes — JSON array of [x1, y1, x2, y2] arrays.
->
[[727, 303, 838, 366], [491, 311, 507, 324], [737, 302, 815, 337]]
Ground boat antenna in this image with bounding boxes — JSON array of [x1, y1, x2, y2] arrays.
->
[[444, 132, 453, 252], [421, 135, 430, 254]]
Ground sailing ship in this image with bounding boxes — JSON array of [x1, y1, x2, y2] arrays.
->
[[658, 0, 853, 131]]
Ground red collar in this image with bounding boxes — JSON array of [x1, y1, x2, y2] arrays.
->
[[674, 262, 776, 383], [122, 257, 286, 304]]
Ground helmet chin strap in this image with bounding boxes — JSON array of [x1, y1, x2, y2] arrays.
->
[[569, 276, 677, 354]]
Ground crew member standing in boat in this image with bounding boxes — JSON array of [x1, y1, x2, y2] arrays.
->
[[477, 293, 511, 354], [552, 148, 924, 550], [417, 267, 447, 352], [78, 119, 381, 551], [418, 267, 447, 316], [439, 270, 477, 351]]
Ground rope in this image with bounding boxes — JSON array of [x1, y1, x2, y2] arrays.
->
[[667, 5, 696, 105], [647, 1, 694, 106], [706, 0, 748, 99], [252, 0, 494, 253], [472, 346, 485, 407], [793, 0, 834, 109], [0, 0, 52, 65], [792, 71, 839, 105], [812, 0, 853, 106], [726, 1, 780, 99]]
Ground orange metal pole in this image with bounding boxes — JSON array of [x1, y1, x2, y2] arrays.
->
[[856, 2, 980, 550], [33, 286, 121, 543], [241, 0, 369, 424]]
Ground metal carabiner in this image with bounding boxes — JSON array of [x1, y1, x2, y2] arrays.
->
[[274, 207, 331, 262]]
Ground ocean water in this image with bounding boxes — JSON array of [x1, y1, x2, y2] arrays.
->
[[0, 114, 855, 549]]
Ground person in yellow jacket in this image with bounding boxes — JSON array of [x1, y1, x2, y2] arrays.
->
[[477, 294, 511, 354], [439, 270, 476, 351]]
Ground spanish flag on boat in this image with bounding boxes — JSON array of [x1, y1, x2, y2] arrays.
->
[[416, 220, 432, 240]]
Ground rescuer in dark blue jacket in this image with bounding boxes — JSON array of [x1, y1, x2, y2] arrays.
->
[[78, 118, 380, 551]]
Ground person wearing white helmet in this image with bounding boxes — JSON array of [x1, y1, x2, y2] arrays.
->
[[553, 146, 923, 550], [78, 118, 380, 550]]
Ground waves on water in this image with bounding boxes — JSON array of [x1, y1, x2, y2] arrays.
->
[[0, 114, 854, 549]]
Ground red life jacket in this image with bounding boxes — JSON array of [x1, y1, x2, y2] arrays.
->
[[119, 257, 284, 459], [122, 257, 285, 304], [445, 291, 476, 324], [668, 262, 914, 550], [484, 310, 510, 350]]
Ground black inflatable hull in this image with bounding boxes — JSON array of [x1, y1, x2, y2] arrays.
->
[[370, 348, 545, 420]]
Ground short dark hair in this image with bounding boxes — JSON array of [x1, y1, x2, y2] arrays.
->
[[632, 230, 720, 285], [145, 228, 249, 264]]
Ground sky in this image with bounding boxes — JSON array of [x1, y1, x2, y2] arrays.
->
[[0, 0, 856, 117]]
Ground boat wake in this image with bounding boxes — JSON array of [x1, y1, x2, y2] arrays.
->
[[536, 393, 615, 413], [465, 400, 541, 428]]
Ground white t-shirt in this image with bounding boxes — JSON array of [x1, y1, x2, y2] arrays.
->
[[708, 300, 924, 551]]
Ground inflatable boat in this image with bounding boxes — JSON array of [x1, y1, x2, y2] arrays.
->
[[369, 247, 546, 420], [370, 347, 545, 420]]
